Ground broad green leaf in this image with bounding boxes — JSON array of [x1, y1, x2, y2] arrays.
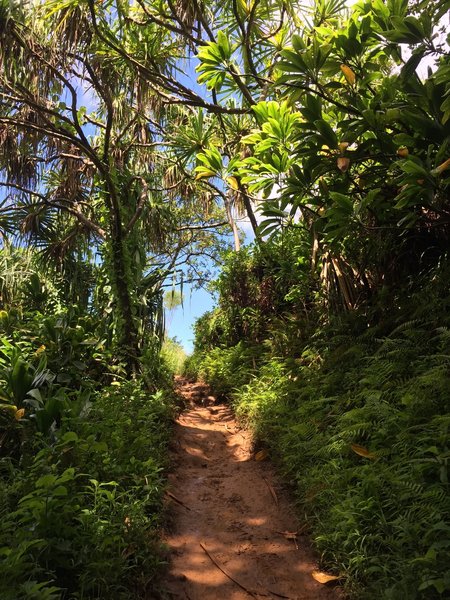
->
[[314, 120, 338, 148]]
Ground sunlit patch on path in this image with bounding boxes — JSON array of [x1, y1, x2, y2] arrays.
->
[[160, 378, 341, 600]]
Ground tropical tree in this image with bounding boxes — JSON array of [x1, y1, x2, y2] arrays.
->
[[0, 0, 233, 370], [164, 0, 450, 309], [235, 0, 450, 307]]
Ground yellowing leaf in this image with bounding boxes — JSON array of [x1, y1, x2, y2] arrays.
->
[[431, 158, 450, 176], [312, 571, 340, 584], [15, 408, 25, 420], [238, 0, 254, 14], [255, 449, 269, 461], [397, 146, 409, 158], [351, 443, 376, 459], [0, 310, 8, 320], [0, 404, 17, 413], [35, 344, 46, 356], [340, 64, 356, 85], [337, 157, 350, 172], [226, 176, 239, 191], [195, 169, 216, 180]]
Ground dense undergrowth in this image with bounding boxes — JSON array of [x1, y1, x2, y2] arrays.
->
[[186, 249, 450, 599], [0, 257, 176, 599], [0, 381, 172, 600]]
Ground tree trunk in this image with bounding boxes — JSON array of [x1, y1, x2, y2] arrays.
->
[[104, 181, 140, 375], [109, 230, 139, 373], [237, 181, 259, 239], [225, 195, 241, 251]]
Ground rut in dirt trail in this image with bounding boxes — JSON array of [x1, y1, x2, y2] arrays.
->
[[162, 378, 341, 600]]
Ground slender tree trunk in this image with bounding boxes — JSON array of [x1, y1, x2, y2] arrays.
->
[[109, 229, 139, 372], [104, 181, 140, 374], [225, 195, 241, 251], [236, 180, 259, 238], [241, 191, 258, 236]]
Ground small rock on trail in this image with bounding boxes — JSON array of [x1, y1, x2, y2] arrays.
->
[[160, 378, 342, 600]]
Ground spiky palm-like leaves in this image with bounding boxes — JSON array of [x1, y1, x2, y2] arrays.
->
[[0, 0, 235, 369]]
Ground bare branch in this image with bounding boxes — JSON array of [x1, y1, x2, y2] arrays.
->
[[176, 221, 229, 231]]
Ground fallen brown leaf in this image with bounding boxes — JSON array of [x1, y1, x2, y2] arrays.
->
[[276, 530, 298, 549], [277, 530, 298, 539], [255, 449, 269, 461], [312, 570, 341, 584], [351, 443, 376, 460]]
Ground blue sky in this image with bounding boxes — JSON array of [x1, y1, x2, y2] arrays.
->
[[166, 217, 255, 353], [166, 285, 215, 353]]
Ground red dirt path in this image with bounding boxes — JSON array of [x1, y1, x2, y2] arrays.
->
[[161, 378, 342, 600]]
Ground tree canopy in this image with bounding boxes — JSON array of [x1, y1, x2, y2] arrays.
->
[[1, 0, 449, 342], [0, 1, 449, 596]]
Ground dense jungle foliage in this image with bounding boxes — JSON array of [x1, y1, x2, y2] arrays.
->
[[182, 0, 450, 595], [186, 244, 450, 599], [0, 249, 177, 598], [0, 0, 449, 597]]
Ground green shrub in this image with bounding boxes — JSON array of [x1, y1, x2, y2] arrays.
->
[[161, 337, 187, 375], [193, 258, 450, 598], [190, 342, 262, 398], [230, 318, 450, 599], [0, 380, 173, 600]]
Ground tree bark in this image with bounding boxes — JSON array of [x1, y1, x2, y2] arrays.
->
[[236, 179, 259, 239], [224, 195, 241, 252], [109, 229, 139, 373], [104, 182, 140, 375]]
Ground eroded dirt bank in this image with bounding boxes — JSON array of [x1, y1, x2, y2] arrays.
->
[[161, 378, 341, 600]]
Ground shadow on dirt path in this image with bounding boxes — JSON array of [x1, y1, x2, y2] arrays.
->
[[161, 378, 342, 600]]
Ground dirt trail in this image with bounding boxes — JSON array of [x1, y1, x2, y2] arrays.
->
[[162, 378, 341, 600]]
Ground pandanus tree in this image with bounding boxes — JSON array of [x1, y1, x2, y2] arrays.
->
[[0, 0, 233, 371]]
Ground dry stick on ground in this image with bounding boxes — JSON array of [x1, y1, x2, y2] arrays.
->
[[200, 542, 262, 599], [262, 476, 279, 507], [200, 544, 295, 600], [266, 589, 294, 599], [166, 491, 191, 511]]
